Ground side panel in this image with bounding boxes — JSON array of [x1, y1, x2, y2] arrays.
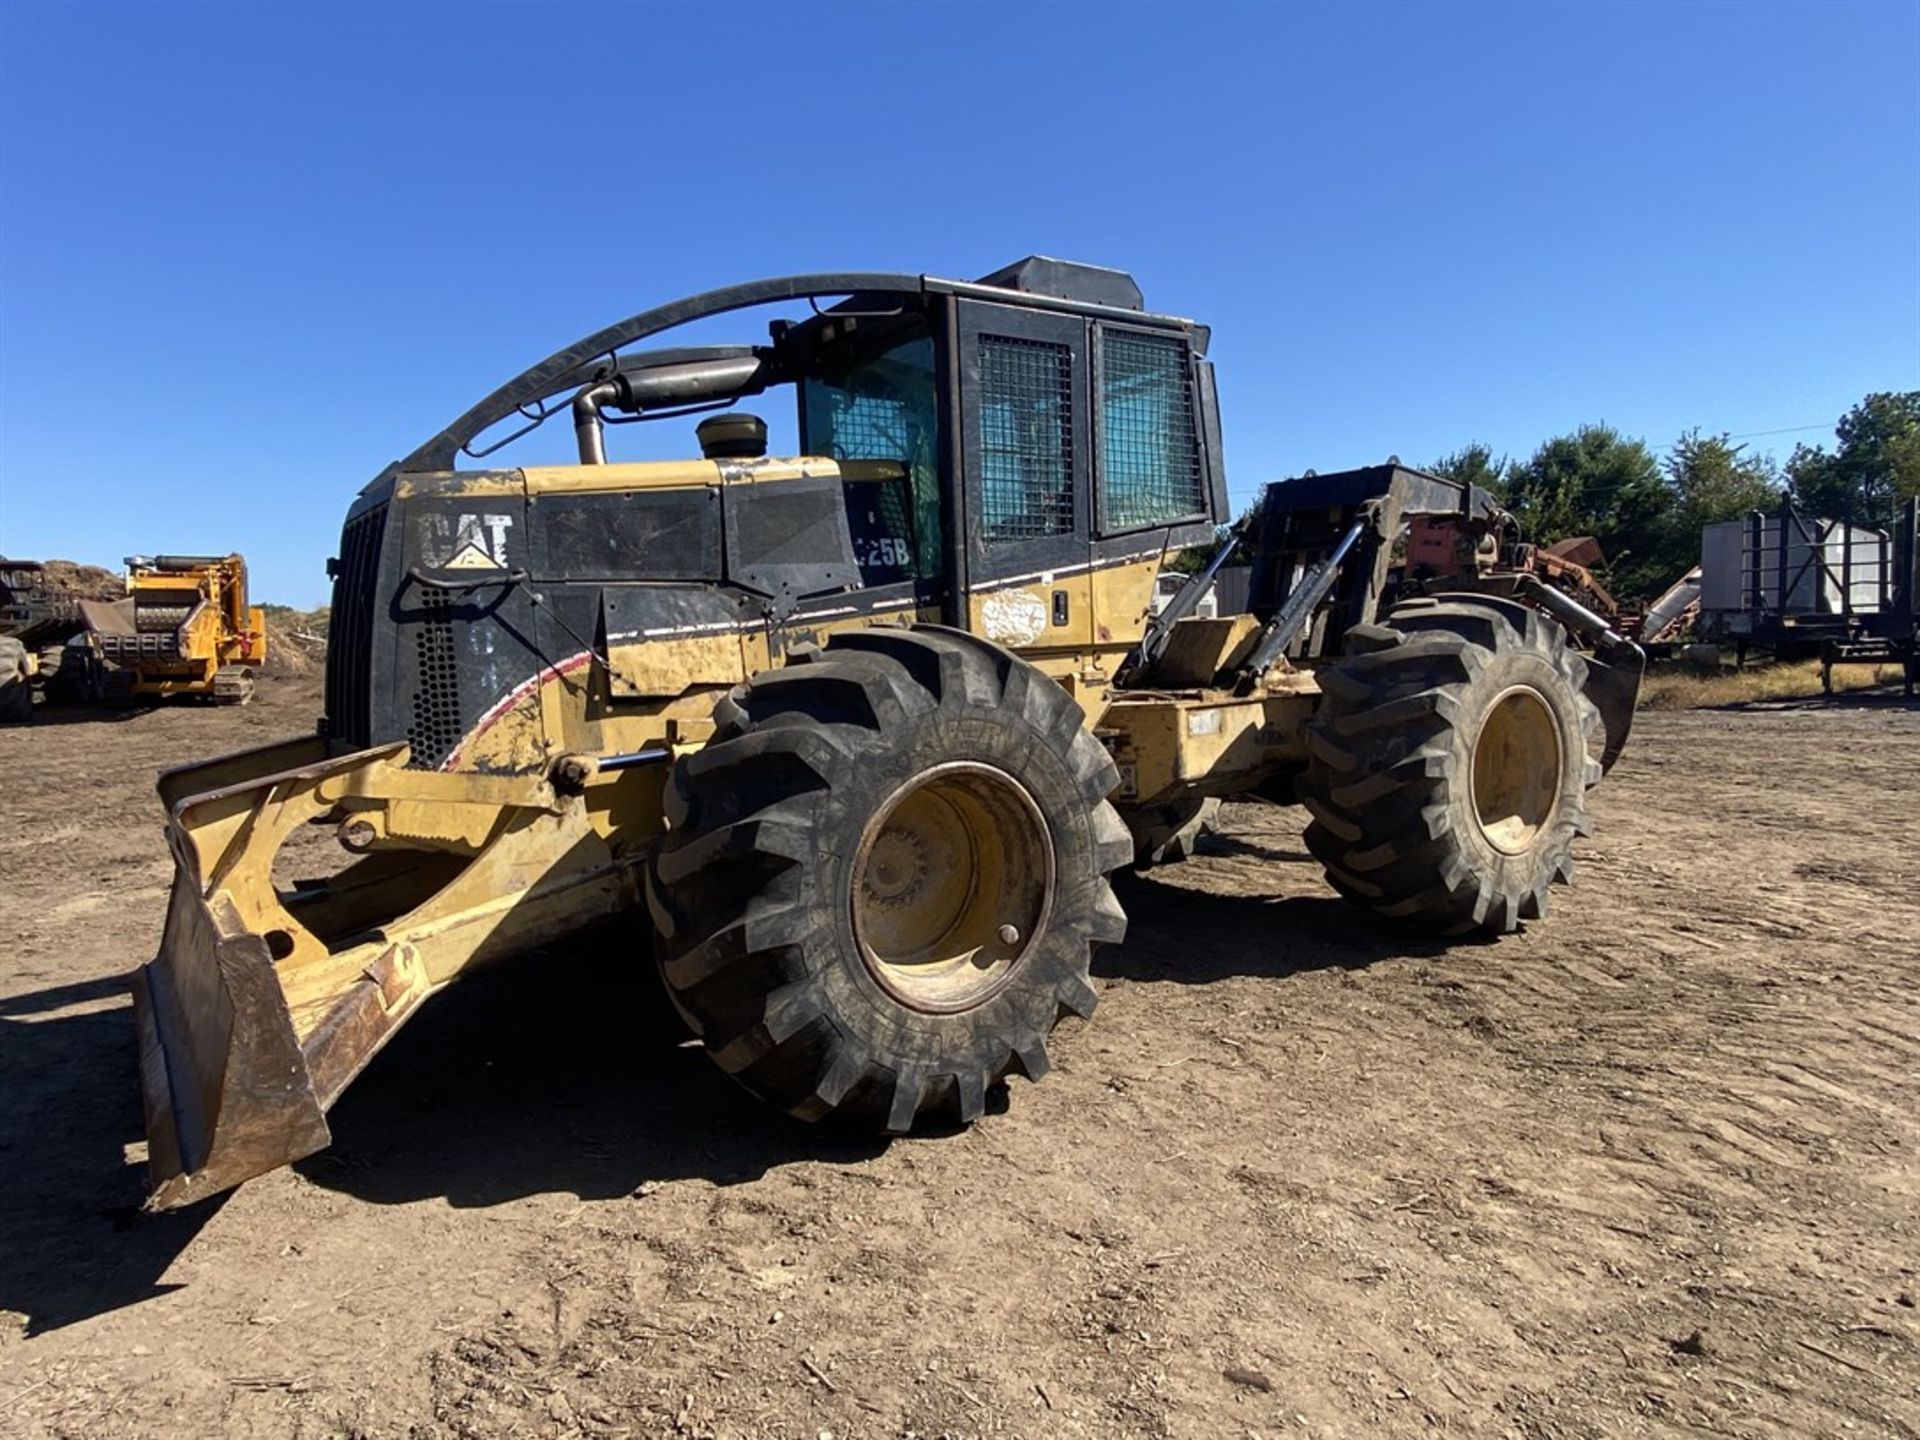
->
[[1698, 520, 1747, 612], [393, 488, 545, 772], [602, 586, 753, 700], [323, 480, 398, 751], [1089, 552, 1163, 650]]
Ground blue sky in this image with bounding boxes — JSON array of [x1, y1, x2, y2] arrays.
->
[[2, 1, 1916, 605]]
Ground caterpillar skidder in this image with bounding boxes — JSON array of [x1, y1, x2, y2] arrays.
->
[[135, 259, 1643, 1207]]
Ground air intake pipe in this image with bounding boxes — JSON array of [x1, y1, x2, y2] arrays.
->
[[572, 381, 620, 466], [572, 353, 772, 464]]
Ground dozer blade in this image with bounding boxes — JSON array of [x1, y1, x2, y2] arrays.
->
[[133, 734, 642, 1209], [135, 737, 406, 1208], [133, 887, 332, 1209]]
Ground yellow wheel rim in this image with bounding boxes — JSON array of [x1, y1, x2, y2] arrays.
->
[[851, 762, 1054, 1014], [1470, 685, 1562, 855]]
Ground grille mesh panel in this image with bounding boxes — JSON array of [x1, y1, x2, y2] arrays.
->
[[1101, 332, 1203, 528], [324, 502, 387, 748], [734, 486, 851, 570], [978, 335, 1074, 541], [406, 588, 461, 769]]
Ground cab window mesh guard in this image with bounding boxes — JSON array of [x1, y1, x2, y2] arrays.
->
[[979, 336, 1074, 540], [1101, 332, 1203, 529]]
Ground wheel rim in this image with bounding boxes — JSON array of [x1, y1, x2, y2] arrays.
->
[[851, 761, 1054, 1014], [1470, 686, 1562, 855]]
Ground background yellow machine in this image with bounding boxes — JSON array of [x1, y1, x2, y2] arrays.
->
[[82, 553, 266, 704], [133, 259, 1642, 1208]]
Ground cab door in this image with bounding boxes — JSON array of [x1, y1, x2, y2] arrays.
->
[[954, 300, 1095, 651]]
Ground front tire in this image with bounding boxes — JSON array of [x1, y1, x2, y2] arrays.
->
[[646, 626, 1131, 1132], [1299, 596, 1601, 935]]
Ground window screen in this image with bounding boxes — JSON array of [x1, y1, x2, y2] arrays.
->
[[803, 332, 941, 579], [1101, 331, 1203, 529], [979, 335, 1074, 540]]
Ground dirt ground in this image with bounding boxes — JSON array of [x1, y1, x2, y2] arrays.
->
[[2, 674, 1916, 1439]]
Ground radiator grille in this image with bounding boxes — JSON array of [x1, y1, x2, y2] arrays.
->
[[324, 502, 388, 748], [405, 588, 462, 769]]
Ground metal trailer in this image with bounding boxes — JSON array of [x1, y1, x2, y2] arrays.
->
[[1211, 563, 1252, 617], [1698, 499, 1918, 693]]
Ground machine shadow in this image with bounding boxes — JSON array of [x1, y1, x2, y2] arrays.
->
[[1098, 871, 1476, 986], [1191, 832, 1315, 866], [1719, 688, 1919, 713], [19, 702, 150, 727], [0, 874, 1488, 1337], [295, 933, 889, 1211], [0, 976, 224, 1335], [308, 876, 1474, 1209], [0, 875, 1498, 1333]]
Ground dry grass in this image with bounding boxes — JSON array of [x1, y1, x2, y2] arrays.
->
[[1638, 657, 1909, 710]]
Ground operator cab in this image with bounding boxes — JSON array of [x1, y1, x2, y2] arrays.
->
[[328, 260, 1228, 760], [551, 257, 1226, 620]]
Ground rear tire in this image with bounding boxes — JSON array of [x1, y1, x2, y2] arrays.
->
[[0, 638, 32, 724], [1299, 595, 1600, 935], [646, 626, 1130, 1132], [39, 643, 96, 704]]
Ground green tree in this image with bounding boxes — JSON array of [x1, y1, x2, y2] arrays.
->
[[1163, 494, 1264, 574], [1427, 442, 1512, 499], [1664, 430, 1781, 530], [1648, 430, 1782, 582], [1785, 391, 1920, 523], [1162, 540, 1214, 575], [1504, 425, 1671, 596]]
